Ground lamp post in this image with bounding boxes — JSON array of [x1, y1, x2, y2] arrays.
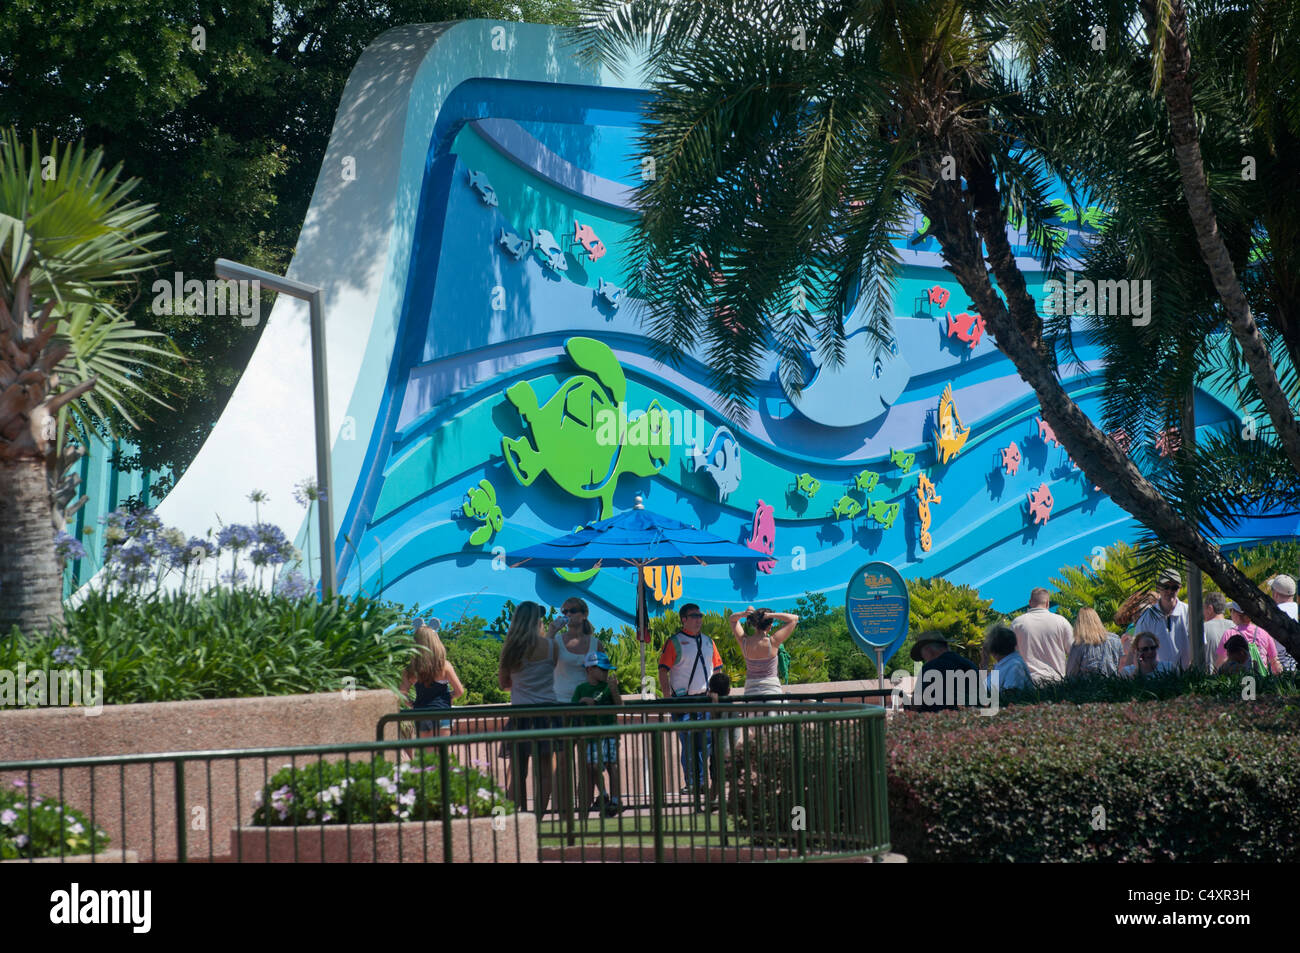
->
[[214, 259, 337, 598]]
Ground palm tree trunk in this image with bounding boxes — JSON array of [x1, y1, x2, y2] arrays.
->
[[920, 153, 1300, 661], [0, 457, 65, 635], [1141, 0, 1300, 476]]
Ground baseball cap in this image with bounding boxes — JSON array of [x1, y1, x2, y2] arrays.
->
[[1158, 569, 1181, 588], [1271, 574, 1297, 596], [584, 650, 614, 670]]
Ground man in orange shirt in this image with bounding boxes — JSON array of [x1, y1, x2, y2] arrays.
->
[[658, 604, 723, 797]]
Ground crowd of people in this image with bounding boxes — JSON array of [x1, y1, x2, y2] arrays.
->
[[911, 571, 1300, 710], [397, 598, 800, 816]]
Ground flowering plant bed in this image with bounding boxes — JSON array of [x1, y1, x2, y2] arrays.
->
[[0, 779, 110, 860], [251, 754, 514, 825], [230, 814, 537, 863]]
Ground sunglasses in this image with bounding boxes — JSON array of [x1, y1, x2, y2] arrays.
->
[[1159, 585, 1179, 593], [684, 612, 703, 619], [563, 608, 585, 615], [1138, 647, 1158, 654]]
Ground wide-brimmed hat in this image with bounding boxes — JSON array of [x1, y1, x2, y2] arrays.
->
[[1271, 574, 1297, 596], [910, 632, 950, 662]]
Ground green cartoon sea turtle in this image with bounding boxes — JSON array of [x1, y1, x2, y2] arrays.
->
[[866, 498, 900, 529], [831, 495, 862, 519], [796, 473, 821, 497], [853, 469, 880, 492], [502, 337, 672, 521], [462, 480, 503, 546]]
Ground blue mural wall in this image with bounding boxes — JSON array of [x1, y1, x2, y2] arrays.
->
[[328, 59, 1255, 630]]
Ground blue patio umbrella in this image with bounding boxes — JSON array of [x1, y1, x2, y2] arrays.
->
[[508, 496, 771, 679]]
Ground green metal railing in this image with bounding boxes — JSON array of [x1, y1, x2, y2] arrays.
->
[[0, 701, 888, 863]]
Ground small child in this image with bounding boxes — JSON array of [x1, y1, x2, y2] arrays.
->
[[571, 649, 623, 816], [1217, 633, 1261, 676]]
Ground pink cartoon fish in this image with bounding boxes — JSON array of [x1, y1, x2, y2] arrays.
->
[[928, 285, 950, 308], [946, 311, 986, 348], [1001, 441, 1021, 476], [573, 220, 606, 262], [746, 498, 776, 573], [1027, 483, 1054, 525], [1038, 416, 1061, 448]]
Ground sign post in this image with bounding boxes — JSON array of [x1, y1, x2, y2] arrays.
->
[[845, 561, 911, 691]]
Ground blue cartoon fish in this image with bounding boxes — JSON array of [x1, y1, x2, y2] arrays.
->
[[530, 228, 567, 272], [781, 329, 911, 428], [688, 426, 742, 500], [497, 227, 530, 261], [597, 278, 623, 309], [468, 170, 497, 207]]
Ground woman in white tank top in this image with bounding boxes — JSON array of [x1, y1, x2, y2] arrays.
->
[[552, 597, 605, 702]]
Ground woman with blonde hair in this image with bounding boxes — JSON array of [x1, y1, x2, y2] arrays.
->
[[551, 596, 605, 703], [497, 601, 559, 813], [1065, 607, 1124, 677], [399, 624, 465, 736]]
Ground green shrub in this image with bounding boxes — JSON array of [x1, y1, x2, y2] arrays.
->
[[906, 577, 1004, 663], [886, 696, 1300, 861], [0, 780, 110, 859], [1048, 541, 1143, 632], [999, 669, 1300, 707], [250, 754, 513, 825], [439, 616, 507, 706], [3, 588, 413, 704]]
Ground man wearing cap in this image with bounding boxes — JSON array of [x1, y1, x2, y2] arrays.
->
[[910, 631, 979, 712], [1268, 575, 1299, 672], [1135, 569, 1192, 670], [1010, 588, 1075, 683], [658, 604, 723, 796]]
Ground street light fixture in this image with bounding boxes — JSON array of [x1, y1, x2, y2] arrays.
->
[[214, 259, 337, 598]]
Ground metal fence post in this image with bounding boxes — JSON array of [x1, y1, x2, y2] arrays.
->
[[173, 759, 187, 863], [791, 721, 805, 858], [438, 744, 453, 863], [650, 731, 665, 863]]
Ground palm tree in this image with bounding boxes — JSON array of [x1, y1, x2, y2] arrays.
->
[[0, 129, 175, 635], [569, 0, 1300, 656]]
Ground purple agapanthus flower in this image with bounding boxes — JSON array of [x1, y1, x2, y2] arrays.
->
[[249, 523, 295, 567], [274, 571, 313, 601], [293, 478, 327, 507], [52, 645, 82, 664], [221, 569, 249, 587], [53, 531, 87, 563], [216, 524, 256, 552]]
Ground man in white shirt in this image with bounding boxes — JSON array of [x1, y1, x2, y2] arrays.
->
[[1010, 588, 1074, 683], [1135, 569, 1191, 669], [1269, 575, 1298, 672], [1201, 591, 1232, 672]]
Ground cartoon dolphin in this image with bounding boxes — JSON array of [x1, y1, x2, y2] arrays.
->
[[688, 426, 742, 500], [781, 329, 912, 428]]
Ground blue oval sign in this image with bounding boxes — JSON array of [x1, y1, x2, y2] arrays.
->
[[845, 561, 910, 660]]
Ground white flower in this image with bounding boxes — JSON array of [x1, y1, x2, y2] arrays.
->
[[475, 788, 492, 801], [399, 789, 416, 807], [0, 809, 17, 825], [68, 822, 84, 835], [306, 809, 316, 820], [15, 834, 28, 847]]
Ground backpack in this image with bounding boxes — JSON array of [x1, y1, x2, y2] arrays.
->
[[778, 643, 791, 683]]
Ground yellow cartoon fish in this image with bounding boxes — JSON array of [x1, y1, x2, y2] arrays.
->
[[936, 383, 970, 464]]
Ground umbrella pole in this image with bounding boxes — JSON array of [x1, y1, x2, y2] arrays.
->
[[637, 568, 647, 689]]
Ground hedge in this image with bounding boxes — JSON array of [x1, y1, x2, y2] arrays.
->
[[887, 697, 1300, 862]]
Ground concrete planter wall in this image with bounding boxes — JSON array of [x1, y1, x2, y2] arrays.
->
[[0, 690, 397, 862], [230, 813, 537, 863]]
